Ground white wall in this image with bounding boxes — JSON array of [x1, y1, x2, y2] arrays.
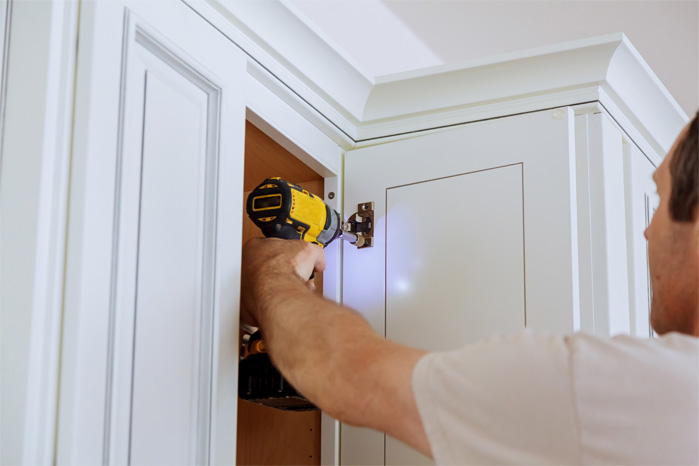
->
[[290, 0, 698, 118]]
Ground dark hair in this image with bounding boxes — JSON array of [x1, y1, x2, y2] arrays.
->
[[669, 111, 699, 222]]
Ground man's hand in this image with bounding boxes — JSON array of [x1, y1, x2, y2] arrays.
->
[[240, 238, 326, 327], [238, 237, 432, 458]]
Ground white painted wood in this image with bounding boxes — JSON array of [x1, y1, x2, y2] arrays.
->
[[582, 113, 632, 336], [0, 1, 78, 464], [597, 88, 667, 167], [623, 141, 658, 338], [321, 177, 341, 466], [385, 165, 525, 351], [361, 35, 687, 153], [245, 57, 355, 151], [602, 38, 688, 153], [183, 1, 688, 159], [186, 0, 364, 142], [245, 73, 345, 175], [574, 113, 597, 334], [58, 2, 246, 464], [0, 0, 10, 153], [342, 108, 579, 465], [1, 1, 677, 463], [108, 41, 218, 465], [385, 164, 525, 466]]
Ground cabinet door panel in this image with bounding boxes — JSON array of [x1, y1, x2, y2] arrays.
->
[[126, 61, 213, 465], [385, 165, 525, 465], [59, 3, 245, 464], [343, 108, 578, 465], [386, 164, 525, 351]]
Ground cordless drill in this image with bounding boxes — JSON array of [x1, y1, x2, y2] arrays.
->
[[239, 177, 365, 411]]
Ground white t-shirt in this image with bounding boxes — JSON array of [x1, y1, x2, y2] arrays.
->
[[412, 331, 698, 465]]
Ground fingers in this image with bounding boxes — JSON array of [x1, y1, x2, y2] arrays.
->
[[240, 238, 327, 327], [311, 244, 327, 273], [293, 241, 325, 282], [306, 278, 316, 292], [241, 238, 327, 283]]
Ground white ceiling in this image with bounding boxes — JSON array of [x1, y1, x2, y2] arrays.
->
[[288, 0, 698, 118]]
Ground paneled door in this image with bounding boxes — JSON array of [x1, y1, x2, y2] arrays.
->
[[58, 2, 245, 464], [342, 108, 580, 465]]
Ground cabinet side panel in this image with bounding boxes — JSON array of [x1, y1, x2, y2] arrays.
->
[[574, 114, 595, 334], [587, 113, 631, 336], [623, 141, 657, 338]]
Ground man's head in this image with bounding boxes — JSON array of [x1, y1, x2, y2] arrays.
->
[[645, 111, 699, 336]]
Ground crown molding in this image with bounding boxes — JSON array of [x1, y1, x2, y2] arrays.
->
[[189, 0, 370, 140], [357, 34, 688, 155], [602, 36, 689, 153], [189, 0, 688, 158]]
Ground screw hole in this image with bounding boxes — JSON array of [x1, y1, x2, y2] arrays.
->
[[328, 192, 335, 200]]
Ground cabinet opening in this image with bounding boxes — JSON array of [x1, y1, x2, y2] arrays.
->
[[237, 120, 323, 466]]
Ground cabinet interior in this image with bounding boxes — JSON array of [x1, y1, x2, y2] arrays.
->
[[237, 120, 323, 466]]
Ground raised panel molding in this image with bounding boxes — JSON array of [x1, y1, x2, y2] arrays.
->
[[105, 10, 222, 465], [59, 2, 245, 463]]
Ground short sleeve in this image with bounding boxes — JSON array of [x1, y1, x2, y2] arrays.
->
[[412, 332, 581, 465]]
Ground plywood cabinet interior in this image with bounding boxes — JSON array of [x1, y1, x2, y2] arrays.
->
[[236, 121, 322, 466]]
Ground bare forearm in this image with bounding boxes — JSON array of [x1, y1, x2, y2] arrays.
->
[[253, 272, 382, 422], [241, 238, 431, 456]]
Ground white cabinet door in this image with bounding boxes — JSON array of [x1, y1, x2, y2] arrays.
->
[[58, 2, 245, 464], [342, 108, 580, 465], [624, 141, 658, 338]]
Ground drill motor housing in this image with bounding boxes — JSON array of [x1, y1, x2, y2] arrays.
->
[[246, 177, 342, 247]]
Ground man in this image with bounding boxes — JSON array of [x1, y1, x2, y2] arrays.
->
[[240, 112, 698, 464]]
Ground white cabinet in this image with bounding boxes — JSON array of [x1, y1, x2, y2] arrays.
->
[[58, 2, 245, 463], [2, 2, 685, 465], [342, 108, 576, 465], [339, 107, 666, 465], [624, 139, 658, 338], [339, 108, 662, 465]]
